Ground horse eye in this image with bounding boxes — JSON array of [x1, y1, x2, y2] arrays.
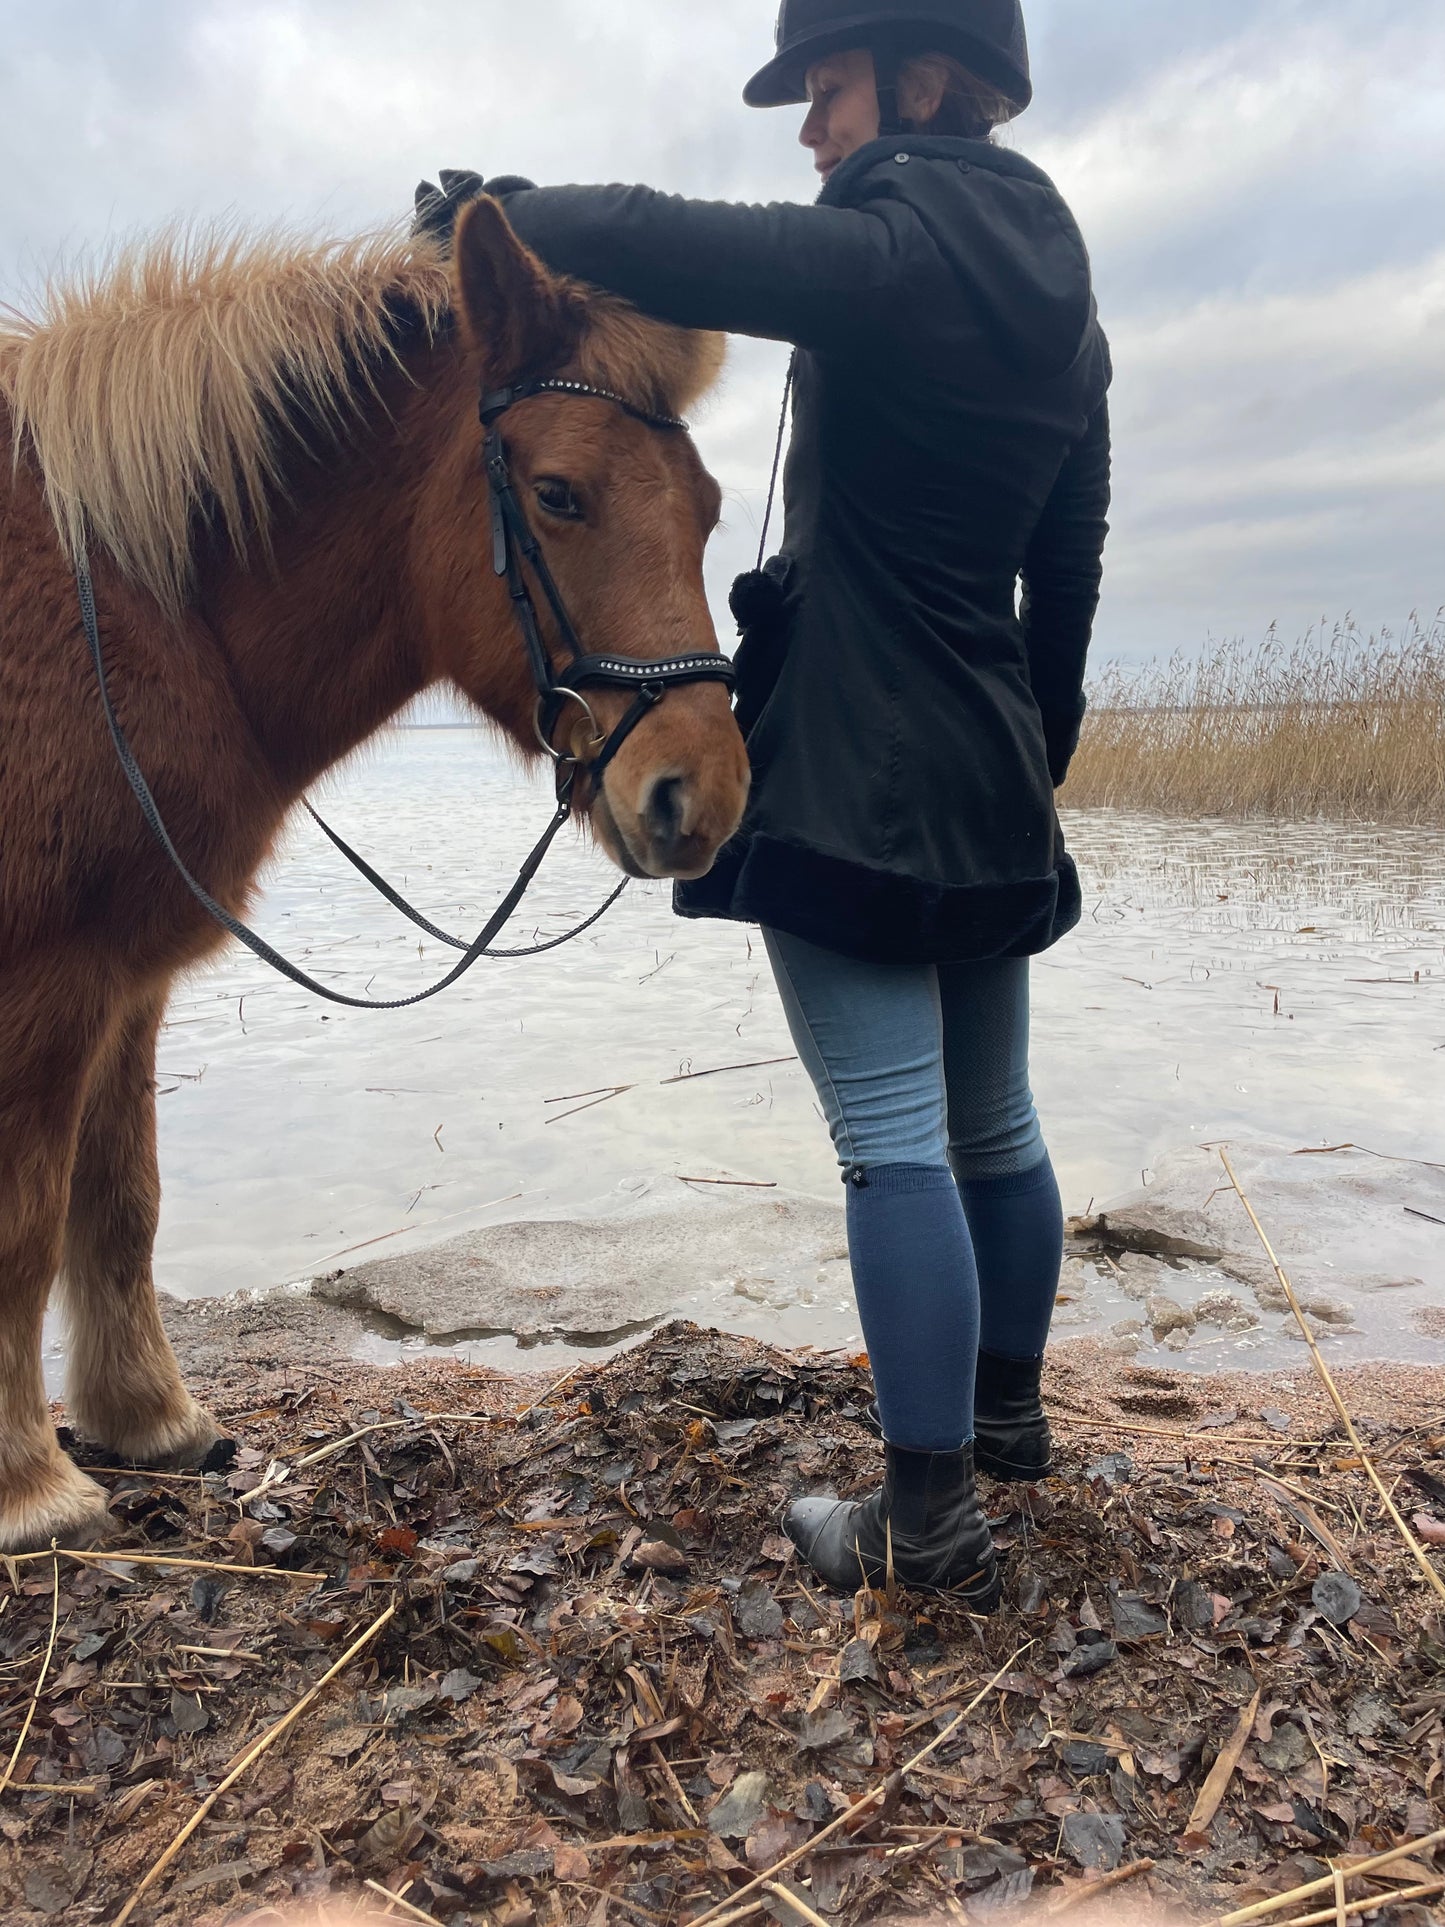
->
[[535, 478, 583, 521]]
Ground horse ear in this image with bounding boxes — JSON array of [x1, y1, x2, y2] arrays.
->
[[452, 196, 578, 385]]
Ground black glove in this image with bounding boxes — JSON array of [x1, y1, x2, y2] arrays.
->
[[411, 168, 537, 250]]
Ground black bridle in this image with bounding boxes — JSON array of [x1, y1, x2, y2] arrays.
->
[[77, 378, 735, 1011]]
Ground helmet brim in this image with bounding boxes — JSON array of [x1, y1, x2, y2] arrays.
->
[[743, 13, 1032, 114]]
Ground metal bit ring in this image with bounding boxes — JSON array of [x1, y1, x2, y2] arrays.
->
[[534, 687, 606, 762]]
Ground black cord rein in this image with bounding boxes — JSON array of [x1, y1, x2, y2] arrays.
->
[[77, 377, 735, 1011]]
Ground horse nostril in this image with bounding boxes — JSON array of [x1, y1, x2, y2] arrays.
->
[[643, 776, 687, 854]]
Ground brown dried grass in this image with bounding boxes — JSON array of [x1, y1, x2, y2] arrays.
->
[[1062, 612, 1445, 823]]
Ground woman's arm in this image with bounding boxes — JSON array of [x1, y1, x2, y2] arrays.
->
[[491, 181, 925, 352], [1018, 395, 1113, 788]]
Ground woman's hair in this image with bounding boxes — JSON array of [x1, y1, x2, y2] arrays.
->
[[899, 52, 1012, 138]]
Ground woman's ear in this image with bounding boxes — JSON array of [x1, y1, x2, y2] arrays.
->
[[452, 195, 579, 388], [899, 55, 949, 127]]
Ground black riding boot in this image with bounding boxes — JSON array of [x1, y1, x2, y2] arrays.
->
[[785, 1441, 1001, 1608], [974, 1350, 1053, 1482]]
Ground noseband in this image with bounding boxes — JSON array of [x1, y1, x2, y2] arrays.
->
[[76, 376, 736, 1010], [480, 377, 734, 797]]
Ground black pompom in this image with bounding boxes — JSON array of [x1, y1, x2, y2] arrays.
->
[[729, 568, 786, 633]]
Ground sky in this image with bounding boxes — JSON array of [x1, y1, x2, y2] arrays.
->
[[2, 0, 1442, 662]]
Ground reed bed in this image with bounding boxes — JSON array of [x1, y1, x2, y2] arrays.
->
[[1061, 611, 1445, 822]]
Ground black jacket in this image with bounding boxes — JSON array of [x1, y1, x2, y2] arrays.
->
[[500, 134, 1111, 964]]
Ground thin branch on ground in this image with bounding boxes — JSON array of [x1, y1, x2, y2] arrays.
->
[[112, 1600, 396, 1926], [0, 1554, 60, 1796], [1219, 1147, 1445, 1601]]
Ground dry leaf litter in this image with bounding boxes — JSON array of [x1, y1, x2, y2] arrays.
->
[[3, 1326, 1444, 1927]]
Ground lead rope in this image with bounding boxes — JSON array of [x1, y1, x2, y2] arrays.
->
[[78, 546, 622, 1007], [755, 352, 796, 570]]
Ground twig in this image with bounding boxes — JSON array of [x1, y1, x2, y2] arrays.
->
[[705, 1906, 767, 1927], [1051, 1412, 1328, 1451], [1185, 1691, 1260, 1838], [660, 1056, 796, 1084], [365, 1877, 446, 1925], [0, 1555, 60, 1796], [1219, 1148, 1445, 1600], [1276, 1878, 1445, 1927], [112, 1601, 395, 1926], [684, 1645, 1031, 1927], [546, 1084, 634, 1124], [763, 1880, 833, 1927], [1041, 1860, 1157, 1915], [676, 1176, 780, 1189], [15, 1781, 104, 1795], [1215, 1829, 1445, 1925], [514, 1363, 586, 1423], [1, 1548, 317, 1583]]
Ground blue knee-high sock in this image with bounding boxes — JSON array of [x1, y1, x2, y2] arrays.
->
[[845, 1164, 980, 1453], [952, 1156, 1064, 1362]]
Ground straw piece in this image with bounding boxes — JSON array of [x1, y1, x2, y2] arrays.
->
[[1185, 1692, 1260, 1838], [1215, 1829, 1445, 1925], [763, 1880, 833, 1927], [2, 1548, 318, 1582], [1275, 1877, 1445, 1927], [0, 1555, 60, 1797], [112, 1601, 395, 1926], [1218, 1148, 1445, 1601], [364, 1877, 445, 1924], [1041, 1860, 1157, 1915], [685, 1644, 1031, 1927]]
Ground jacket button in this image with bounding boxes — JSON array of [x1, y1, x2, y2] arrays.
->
[[894, 152, 910, 164], [957, 158, 972, 173]]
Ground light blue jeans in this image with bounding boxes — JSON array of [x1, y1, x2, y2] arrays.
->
[[762, 928, 1062, 1445], [763, 930, 1045, 1180]]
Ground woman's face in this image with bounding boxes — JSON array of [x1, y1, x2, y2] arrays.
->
[[799, 49, 881, 182]]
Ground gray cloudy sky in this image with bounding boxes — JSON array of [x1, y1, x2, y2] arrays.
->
[[3, 0, 1442, 660]]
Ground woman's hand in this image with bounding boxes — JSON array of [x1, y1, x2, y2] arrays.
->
[[412, 169, 537, 247]]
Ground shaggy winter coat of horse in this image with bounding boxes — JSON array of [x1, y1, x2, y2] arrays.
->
[[0, 199, 747, 1555]]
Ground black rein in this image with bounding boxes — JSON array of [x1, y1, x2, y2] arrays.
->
[[76, 377, 735, 1010]]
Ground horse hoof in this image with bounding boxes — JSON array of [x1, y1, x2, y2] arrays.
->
[[74, 1397, 231, 1474], [0, 1462, 112, 1556]]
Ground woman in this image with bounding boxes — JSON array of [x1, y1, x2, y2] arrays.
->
[[420, 0, 1111, 1608]]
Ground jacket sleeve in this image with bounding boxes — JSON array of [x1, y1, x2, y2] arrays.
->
[[497, 182, 924, 352], [1019, 395, 1112, 788]]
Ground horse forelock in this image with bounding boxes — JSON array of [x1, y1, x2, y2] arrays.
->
[[568, 293, 727, 424], [0, 219, 723, 620]]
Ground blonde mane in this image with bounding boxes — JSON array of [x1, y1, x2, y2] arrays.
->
[[0, 221, 723, 615]]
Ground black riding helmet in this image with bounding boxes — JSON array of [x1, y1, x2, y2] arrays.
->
[[744, 0, 1031, 128]]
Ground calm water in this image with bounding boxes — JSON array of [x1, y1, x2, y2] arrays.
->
[[56, 727, 1443, 1378]]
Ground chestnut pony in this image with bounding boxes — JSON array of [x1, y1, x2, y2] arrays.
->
[[0, 198, 749, 1554]]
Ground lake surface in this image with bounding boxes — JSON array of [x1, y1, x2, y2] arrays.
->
[[50, 728, 1443, 1385]]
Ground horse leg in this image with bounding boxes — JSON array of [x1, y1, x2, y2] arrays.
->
[[0, 965, 114, 1554], [59, 987, 225, 1469]]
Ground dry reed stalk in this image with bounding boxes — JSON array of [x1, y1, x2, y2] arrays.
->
[[685, 1645, 1031, 1927], [2, 1547, 318, 1581], [364, 1877, 446, 1924], [1215, 1828, 1445, 1924], [0, 1556, 60, 1797], [1277, 1877, 1445, 1927], [1061, 615, 1445, 822], [112, 1601, 395, 1926], [1041, 1859, 1157, 1915], [1218, 1149, 1445, 1602], [762, 1880, 834, 1927]]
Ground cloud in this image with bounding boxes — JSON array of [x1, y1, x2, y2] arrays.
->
[[1, 0, 1441, 661]]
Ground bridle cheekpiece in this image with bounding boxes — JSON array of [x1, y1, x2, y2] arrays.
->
[[479, 376, 735, 800]]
